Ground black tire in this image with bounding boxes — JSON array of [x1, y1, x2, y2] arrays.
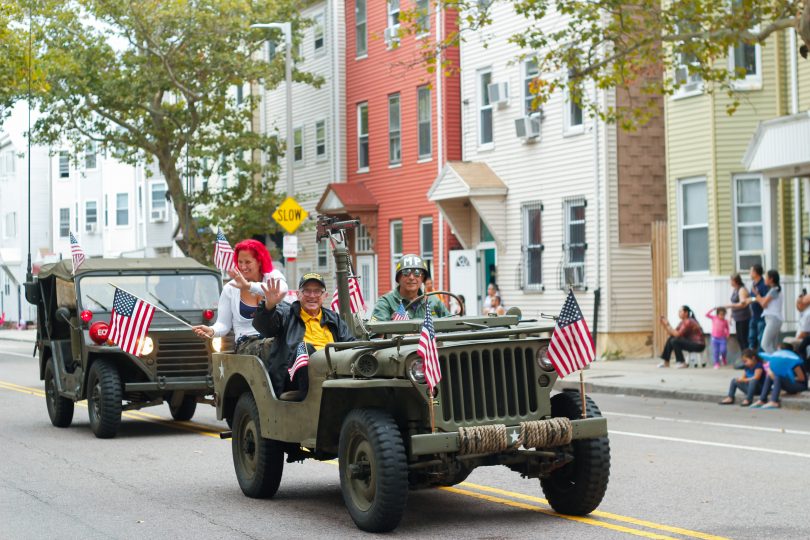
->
[[44, 359, 74, 428], [540, 391, 610, 516], [87, 359, 123, 439], [338, 409, 409, 533], [169, 394, 197, 421], [232, 392, 284, 498]]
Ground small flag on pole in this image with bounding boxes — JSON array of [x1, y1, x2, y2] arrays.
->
[[214, 229, 236, 272], [547, 290, 595, 378], [289, 342, 309, 381], [108, 288, 156, 357], [417, 308, 441, 392], [69, 231, 86, 274], [392, 301, 410, 321], [330, 277, 366, 313]]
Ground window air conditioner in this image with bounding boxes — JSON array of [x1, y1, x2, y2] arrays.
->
[[515, 115, 541, 140], [384, 25, 400, 46], [85, 222, 97, 234], [151, 209, 168, 223], [486, 81, 509, 107]]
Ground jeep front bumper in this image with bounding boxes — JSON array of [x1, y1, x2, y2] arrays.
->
[[125, 375, 214, 393]]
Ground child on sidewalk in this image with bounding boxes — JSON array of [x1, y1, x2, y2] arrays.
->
[[719, 348, 764, 406], [706, 307, 730, 368]]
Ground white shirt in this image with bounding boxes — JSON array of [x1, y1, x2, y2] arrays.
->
[[211, 270, 287, 340], [762, 288, 784, 321]]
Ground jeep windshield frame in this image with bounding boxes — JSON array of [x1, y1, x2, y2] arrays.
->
[[77, 273, 221, 313]]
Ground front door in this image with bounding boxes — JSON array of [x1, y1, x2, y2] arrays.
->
[[449, 250, 478, 316], [356, 254, 377, 315]]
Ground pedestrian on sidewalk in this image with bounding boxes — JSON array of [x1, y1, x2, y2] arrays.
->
[[658, 305, 705, 369], [719, 349, 764, 406], [753, 269, 783, 354], [747, 264, 769, 350], [726, 273, 751, 354], [750, 344, 807, 409], [706, 307, 730, 368]]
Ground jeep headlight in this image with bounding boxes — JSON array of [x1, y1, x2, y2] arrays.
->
[[536, 345, 554, 372], [211, 337, 223, 353], [354, 353, 379, 378], [408, 357, 426, 384], [140, 337, 155, 356]]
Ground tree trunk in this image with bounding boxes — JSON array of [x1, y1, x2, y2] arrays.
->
[[159, 158, 208, 263]]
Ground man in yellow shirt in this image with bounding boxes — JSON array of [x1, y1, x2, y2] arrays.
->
[[253, 273, 355, 401]]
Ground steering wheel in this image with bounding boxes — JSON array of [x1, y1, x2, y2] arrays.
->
[[404, 290, 464, 317]]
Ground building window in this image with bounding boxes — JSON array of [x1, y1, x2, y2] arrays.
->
[[728, 1, 761, 89], [674, 22, 703, 95], [150, 182, 167, 221], [734, 175, 766, 270], [388, 93, 401, 165], [416, 0, 430, 35], [104, 194, 108, 227], [356, 223, 373, 253], [391, 220, 403, 281], [357, 102, 369, 171], [317, 239, 329, 270], [85, 142, 97, 170], [679, 178, 709, 273], [267, 40, 276, 60], [564, 69, 584, 134], [0, 149, 15, 179], [235, 84, 244, 105], [59, 151, 70, 178], [116, 192, 129, 226], [85, 201, 97, 232], [522, 202, 544, 289], [420, 217, 433, 270], [355, 0, 367, 57], [478, 68, 493, 146], [387, 0, 400, 28], [562, 198, 586, 289], [523, 60, 539, 115], [417, 86, 432, 159], [313, 13, 325, 54], [59, 208, 70, 237], [293, 127, 303, 164], [315, 120, 327, 161], [3, 274, 10, 296], [4, 212, 16, 238], [267, 135, 279, 168], [75, 202, 79, 232]]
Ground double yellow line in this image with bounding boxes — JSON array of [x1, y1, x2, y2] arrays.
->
[[0, 379, 727, 539]]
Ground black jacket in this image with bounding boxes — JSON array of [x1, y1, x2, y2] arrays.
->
[[252, 301, 355, 395]]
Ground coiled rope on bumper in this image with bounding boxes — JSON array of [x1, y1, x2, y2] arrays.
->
[[519, 417, 573, 448], [457, 424, 508, 455], [456, 417, 574, 455]]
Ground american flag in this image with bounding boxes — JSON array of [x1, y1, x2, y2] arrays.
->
[[288, 342, 309, 380], [417, 308, 441, 392], [107, 288, 156, 357], [213, 229, 236, 272], [330, 277, 366, 313], [547, 291, 595, 378], [392, 301, 410, 321], [69, 231, 86, 274]]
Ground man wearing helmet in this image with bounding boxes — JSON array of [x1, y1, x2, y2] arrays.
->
[[370, 254, 450, 321]]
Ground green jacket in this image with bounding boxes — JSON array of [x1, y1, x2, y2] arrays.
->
[[370, 288, 450, 321]]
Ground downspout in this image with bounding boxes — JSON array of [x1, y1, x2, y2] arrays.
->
[[331, 0, 342, 183], [436, 0, 445, 291], [790, 29, 801, 288], [592, 80, 602, 345]]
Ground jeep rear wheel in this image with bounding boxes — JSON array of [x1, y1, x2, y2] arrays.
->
[[87, 359, 122, 439], [338, 409, 408, 533], [44, 359, 74, 427], [232, 392, 283, 498], [540, 391, 610, 516], [169, 394, 197, 421]]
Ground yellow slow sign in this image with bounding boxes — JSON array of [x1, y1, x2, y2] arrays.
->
[[272, 197, 308, 234]]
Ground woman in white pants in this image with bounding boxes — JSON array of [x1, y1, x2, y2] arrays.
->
[[755, 269, 783, 353]]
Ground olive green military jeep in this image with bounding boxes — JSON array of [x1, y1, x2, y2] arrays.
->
[[25, 258, 224, 439], [213, 217, 609, 532]]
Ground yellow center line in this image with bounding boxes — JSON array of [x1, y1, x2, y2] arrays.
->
[[0, 378, 727, 539]]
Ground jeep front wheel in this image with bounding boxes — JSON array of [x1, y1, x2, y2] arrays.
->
[[87, 359, 123, 439], [232, 392, 284, 498], [169, 393, 197, 421], [540, 391, 610, 515], [44, 359, 74, 427], [338, 409, 408, 533]]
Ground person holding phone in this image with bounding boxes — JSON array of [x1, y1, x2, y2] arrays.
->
[[658, 305, 706, 368]]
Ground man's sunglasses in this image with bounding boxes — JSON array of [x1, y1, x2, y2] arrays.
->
[[401, 268, 424, 277]]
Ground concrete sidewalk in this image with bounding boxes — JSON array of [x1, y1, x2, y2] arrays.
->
[[2, 328, 807, 411], [555, 357, 810, 411]]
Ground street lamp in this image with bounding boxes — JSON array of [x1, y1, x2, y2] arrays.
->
[[251, 22, 296, 282]]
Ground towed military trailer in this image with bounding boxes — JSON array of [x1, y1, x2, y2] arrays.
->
[[26, 258, 224, 438], [213, 217, 609, 532]]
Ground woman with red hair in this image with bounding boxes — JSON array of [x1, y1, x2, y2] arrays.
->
[[192, 239, 287, 354]]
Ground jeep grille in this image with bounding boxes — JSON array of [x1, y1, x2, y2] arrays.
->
[[438, 345, 538, 423], [155, 338, 210, 378]]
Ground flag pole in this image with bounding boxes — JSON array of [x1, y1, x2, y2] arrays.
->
[[429, 390, 436, 433], [108, 283, 195, 330], [579, 370, 587, 418]]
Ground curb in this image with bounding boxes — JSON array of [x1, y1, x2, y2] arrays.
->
[[556, 380, 810, 412]]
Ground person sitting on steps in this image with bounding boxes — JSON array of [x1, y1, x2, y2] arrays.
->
[[658, 305, 706, 369]]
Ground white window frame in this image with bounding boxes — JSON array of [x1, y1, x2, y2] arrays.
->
[[733, 174, 770, 271], [387, 0, 400, 29], [523, 60, 540, 116], [357, 102, 369, 172], [522, 202, 544, 291], [562, 197, 587, 289], [478, 67, 494, 148], [390, 220, 403, 283], [727, 10, 762, 92], [59, 207, 70, 238], [355, 0, 367, 58], [115, 192, 130, 227], [672, 23, 704, 98], [388, 93, 401, 165], [84, 200, 98, 232], [317, 238, 330, 271], [355, 223, 373, 253], [85, 142, 97, 170], [4, 211, 17, 239], [315, 119, 327, 161], [417, 86, 432, 159], [149, 181, 168, 222], [416, 0, 430, 37], [420, 217, 433, 269], [103, 194, 109, 228], [678, 177, 710, 274], [0, 148, 15, 180], [563, 69, 584, 136], [59, 151, 70, 179], [293, 126, 304, 166], [313, 12, 325, 55]]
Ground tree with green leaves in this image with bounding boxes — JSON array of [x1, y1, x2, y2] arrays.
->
[[0, 2, 31, 116], [410, 1, 810, 128], [13, 0, 318, 262]]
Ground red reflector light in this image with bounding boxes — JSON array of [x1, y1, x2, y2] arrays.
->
[[89, 321, 110, 344], [203, 309, 215, 321], [80, 310, 93, 323]]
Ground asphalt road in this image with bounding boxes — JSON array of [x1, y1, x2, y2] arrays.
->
[[1, 340, 807, 539]]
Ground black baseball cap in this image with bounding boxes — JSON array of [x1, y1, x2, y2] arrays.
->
[[298, 272, 326, 290]]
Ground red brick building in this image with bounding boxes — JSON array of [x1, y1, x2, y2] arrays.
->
[[317, 0, 461, 303]]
